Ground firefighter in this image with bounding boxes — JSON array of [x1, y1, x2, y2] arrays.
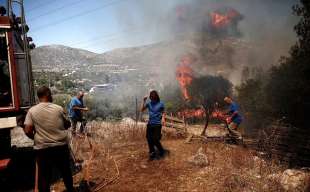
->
[[68, 91, 88, 135], [23, 86, 74, 192], [141, 90, 169, 161], [224, 96, 243, 141]]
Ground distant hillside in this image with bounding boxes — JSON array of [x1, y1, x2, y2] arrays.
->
[[31, 45, 97, 71], [31, 36, 255, 84]]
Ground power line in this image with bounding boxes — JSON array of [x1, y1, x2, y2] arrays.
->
[[26, 0, 57, 12], [73, 29, 149, 53], [68, 24, 145, 48], [30, 0, 129, 33], [76, 29, 144, 50], [28, 0, 86, 21]]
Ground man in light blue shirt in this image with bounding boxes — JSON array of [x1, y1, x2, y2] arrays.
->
[[68, 91, 88, 135]]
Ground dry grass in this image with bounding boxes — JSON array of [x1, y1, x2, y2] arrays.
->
[[52, 121, 287, 192]]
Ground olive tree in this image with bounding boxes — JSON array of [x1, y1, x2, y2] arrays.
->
[[188, 75, 232, 135]]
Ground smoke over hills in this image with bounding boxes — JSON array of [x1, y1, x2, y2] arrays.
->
[[112, 0, 297, 85], [31, 0, 298, 97]]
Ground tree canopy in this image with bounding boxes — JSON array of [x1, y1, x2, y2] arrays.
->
[[188, 75, 233, 111], [266, 0, 310, 128]]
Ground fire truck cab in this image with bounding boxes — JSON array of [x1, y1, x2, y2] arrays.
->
[[0, 0, 34, 163]]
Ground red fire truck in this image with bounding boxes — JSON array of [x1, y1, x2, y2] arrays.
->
[[0, 0, 35, 168]]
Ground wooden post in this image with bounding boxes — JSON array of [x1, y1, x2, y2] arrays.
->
[[170, 113, 173, 129], [135, 96, 138, 128], [183, 115, 186, 133]]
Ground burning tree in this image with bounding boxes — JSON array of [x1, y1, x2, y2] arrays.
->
[[188, 75, 232, 135], [208, 7, 244, 37], [176, 53, 196, 100]]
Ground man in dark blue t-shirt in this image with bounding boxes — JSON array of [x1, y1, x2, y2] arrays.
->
[[224, 97, 243, 140], [68, 91, 88, 135], [141, 90, 168, 161]]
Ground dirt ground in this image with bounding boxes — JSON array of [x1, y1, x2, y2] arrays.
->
[[53, 122, 285, 192]]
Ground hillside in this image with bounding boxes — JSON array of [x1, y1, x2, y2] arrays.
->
[[31, 45, 97, 72], [31, 36, 255, 86]]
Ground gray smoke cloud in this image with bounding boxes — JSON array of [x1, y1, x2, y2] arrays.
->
[[87, 0, 299, 118], [112, 0, 298, 85]]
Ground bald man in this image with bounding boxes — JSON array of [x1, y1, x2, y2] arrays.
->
[[68, 91, 88, 135]]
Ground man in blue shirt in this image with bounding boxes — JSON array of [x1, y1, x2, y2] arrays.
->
[[141, 90, 168, 161], [224, 97, 243, 141], [68, 91, 88, 135]]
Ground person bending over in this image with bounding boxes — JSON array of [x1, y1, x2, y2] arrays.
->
[[224, 96, 243, 141]]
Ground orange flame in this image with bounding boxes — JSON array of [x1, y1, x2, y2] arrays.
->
[[176, 64, 193, 100], [210, 9, 240, 28], [210, 12, 231, 28], [176, 54, 196, 100], [178, 108, 205, 119]]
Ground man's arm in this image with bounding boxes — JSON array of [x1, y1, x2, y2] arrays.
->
[[230, 111, 238, 118], [61, 109, 71, 129], [23, 124, 35, 139], [223, 108, 231, 115], [226, 111, 238, 123], [23, 111, 35, 139], [72, 105, 88, 111], [140, 96, 148, 112]]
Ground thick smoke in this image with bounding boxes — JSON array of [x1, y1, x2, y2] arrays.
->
[[88, 0, 299, 119], [113, 0, 297, 86]]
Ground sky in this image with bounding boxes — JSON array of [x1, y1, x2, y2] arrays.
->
[[0, 0, 299, 54], [23, 0, 182, 53]]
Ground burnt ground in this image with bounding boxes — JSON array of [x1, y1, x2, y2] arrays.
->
[[52, 122, 286, 192]]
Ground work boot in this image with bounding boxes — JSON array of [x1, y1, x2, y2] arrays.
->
[[236, 137, 243, 145], [148, 152, 157, 161], [159, 149, 170, 159], [225, 137, 236, 144]]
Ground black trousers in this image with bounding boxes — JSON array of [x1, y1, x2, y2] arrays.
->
[[146, 124, 164, 154], [70, 117, 87, 133], [36, 144, 74, 192]]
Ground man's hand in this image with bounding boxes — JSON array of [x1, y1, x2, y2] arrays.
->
[[226, 117, 232, 124], [73, 106, 89, 111], [23, 124, 35, 140], [143, 95, 148, 102], [82, 107, 89, 111], [141, 95, 148, 112]]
